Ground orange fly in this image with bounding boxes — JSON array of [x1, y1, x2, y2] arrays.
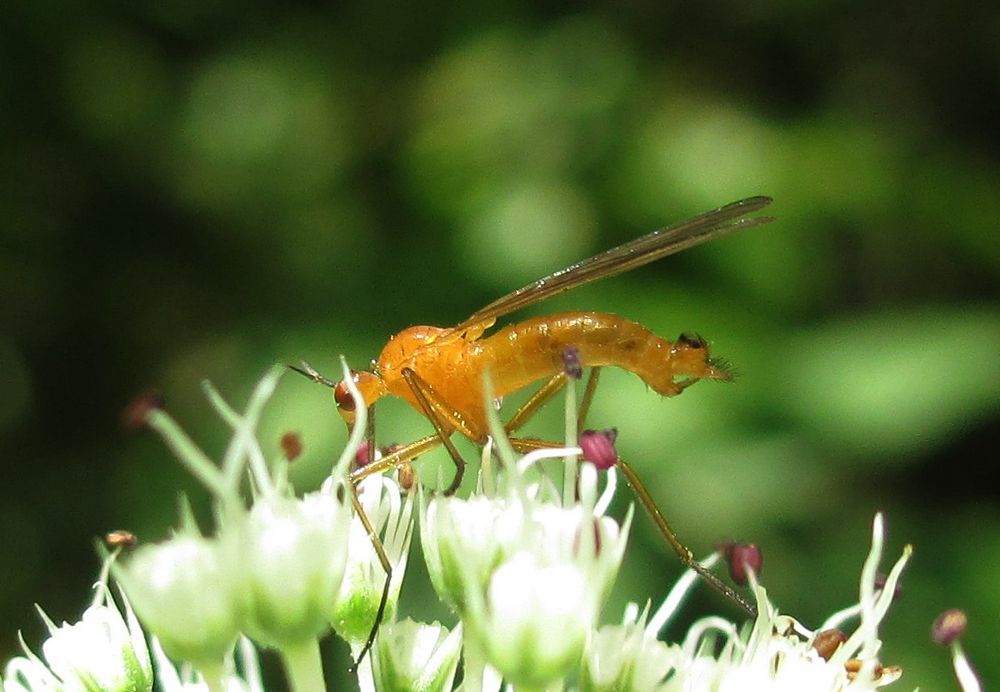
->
[[295, 195, 774, 666]]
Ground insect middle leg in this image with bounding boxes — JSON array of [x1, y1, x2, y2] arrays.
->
[[503, 367, 603, 436], [346, 483, 392, 673]]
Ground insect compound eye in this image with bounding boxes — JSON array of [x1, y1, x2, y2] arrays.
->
[[333, 378, 357, 412], [677, 332, 706, 350]]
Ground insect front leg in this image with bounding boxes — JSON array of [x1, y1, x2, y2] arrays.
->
[[346, 486, 392, 673], [400, 367, 483, 495], [349, 433, 444, 484]]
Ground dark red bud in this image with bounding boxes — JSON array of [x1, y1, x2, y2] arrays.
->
[[280, 431, 303, 461], [932, 609, 967, 646], [579, 428, 618, 470], [121, 389, 164, 432], [718, 541, 763, 585]]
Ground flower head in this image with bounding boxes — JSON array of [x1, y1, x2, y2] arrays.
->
[[582, 606, 683, 692], [583, 513, 910, 691], [421, 442, 631, 688]]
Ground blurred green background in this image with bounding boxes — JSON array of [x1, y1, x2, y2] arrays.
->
[[1, 1, 997, 689]]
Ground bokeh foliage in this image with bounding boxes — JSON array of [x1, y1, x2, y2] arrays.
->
[[1, 1, 997, 689]]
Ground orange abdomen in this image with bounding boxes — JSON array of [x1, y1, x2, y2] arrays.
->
[[379, 312, 726, 435], [471, 312, 717, 403]]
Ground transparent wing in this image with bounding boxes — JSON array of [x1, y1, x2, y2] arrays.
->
[[453, 195, 774, 332]]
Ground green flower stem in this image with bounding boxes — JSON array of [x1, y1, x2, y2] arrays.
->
[[562, 378, 578, 506], [519, 682, 565, 692], [460, 641, 487, 692], [952, 641, 983, 692], [203, 364, 284, 496], [197, 662, 227, 692], [280, 639, 326, 692], [483, 373, 518, 470], [146, 410, 233, 505]]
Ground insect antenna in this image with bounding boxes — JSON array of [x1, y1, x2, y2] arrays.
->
[[287, 361, 337, 388]]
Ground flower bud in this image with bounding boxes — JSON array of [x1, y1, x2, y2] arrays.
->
[[579, 429, 618, 470], [36, 593, 153, 692], [582, 619, 681, 692], [372, 619, 462, 692], [932, 609, 968, 646], [116, 534, 239, 667], [420, 494, 522, 612], [473, 553, 594, 687], [562, 346, 583, 379], [812, 628, 847, 660], [280, 431, 303, 461], [105, 530, 139, 549], [238, 490, 351, 648], [121, 389, 164, 432], [718, 541, 763, 585]]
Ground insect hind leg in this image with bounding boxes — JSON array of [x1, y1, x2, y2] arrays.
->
[[506, 434, 756, 619]]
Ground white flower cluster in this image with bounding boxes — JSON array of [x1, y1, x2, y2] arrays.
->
[[1, 366, 969, 692]]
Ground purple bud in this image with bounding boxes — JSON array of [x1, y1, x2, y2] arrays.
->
[[355, 440, 372, 467], [718, 541, 763, 585], [562, 345, 583, 379], [579, 428, 618, 470], [932, 609, 968, 646]]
